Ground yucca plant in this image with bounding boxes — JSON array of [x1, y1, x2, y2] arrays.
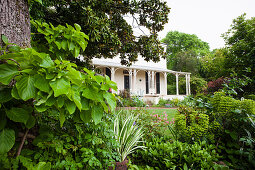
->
[[114, 111, 145, 162]]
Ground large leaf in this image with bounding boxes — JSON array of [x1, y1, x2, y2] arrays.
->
[[50, 78, 70, 97], [82, 87, 98, 100], [6, 107, 30, 124], [65, 100, 76, 114], [26, 116, 36, 129], [91, 105, 104, 125], [103, 93, 116, 112], [0, 88, 12, 103], [72, 90, 82, 111], [0, 129, 15, 154], [39, 55, 54, 68], [66, 67, 82, 85], [80, 110, 91, 123], [16, 75, 36, 101], [81, 97, 89, 110], [34, 74, 50, 93], [0, 64, 19, 85]]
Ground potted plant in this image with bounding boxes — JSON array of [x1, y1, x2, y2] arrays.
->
[[112, 111, 145, 170]]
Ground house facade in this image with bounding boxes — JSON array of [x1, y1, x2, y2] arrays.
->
[[92, 51, 191, 104]]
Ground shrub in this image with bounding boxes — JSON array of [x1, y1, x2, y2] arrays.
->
[[175, 106, 211, 142], [132, 138, 223, 169]]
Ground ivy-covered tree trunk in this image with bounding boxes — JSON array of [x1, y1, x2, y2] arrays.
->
[[0, 0, 31, 48]]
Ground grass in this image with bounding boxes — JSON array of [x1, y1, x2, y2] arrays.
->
[[146, 108, 178, 120]]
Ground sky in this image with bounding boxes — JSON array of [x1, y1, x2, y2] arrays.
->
[[157, 0, 255, 50]]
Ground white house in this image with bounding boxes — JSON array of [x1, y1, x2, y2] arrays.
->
[[92, 47, 191, 104]]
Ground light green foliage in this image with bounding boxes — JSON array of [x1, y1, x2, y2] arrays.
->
[[31, 20, 89, 60], [114, 111, 145, 162], [175, 106, 210, 142], [133, 138, 222, 169], [162, 31, 210, 73]]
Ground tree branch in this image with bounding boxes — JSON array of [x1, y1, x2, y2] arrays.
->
[[16, 129, 29, 157]]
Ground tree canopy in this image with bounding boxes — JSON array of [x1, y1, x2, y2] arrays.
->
[[161, 31, 210, 72], [223, 14, 255, 85], [30, 0, 170, 65]]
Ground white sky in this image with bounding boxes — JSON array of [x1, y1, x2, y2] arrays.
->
[[157, 0, 255, 50]]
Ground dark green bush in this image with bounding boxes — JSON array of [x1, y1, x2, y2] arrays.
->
[[132, 138, 223, 169]]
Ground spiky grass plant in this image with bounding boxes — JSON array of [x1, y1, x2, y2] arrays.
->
[[114, 111, 145, 162]]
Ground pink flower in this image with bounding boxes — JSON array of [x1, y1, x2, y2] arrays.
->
[[166, 121, 169, 124], [164, 117, 167, 121]]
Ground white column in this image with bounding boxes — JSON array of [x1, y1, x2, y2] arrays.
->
[[186, 74, 188, 95], [133, 69, 137, 95], [176, 73, 179, 95], [151, 71, 155, 94], [147, 71, 151, 93], [111, 67, 115, 82], [164, 72, 167, 95], [188, 74, 191, 95], [128, 69, 133, 94]]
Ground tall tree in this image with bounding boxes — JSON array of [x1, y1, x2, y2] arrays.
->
[[0, 0, 31, 48], [30, 0, 170, 65], [222, 14, 255, 93], [161, 31, 210, 72]]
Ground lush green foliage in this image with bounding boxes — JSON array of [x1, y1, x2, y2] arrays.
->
[[223, 14, 255, 94], [161, 31, 210, 72], [0, 23, 119, 169], [30, 0, 170, 65], [132, 138, 221, 169]]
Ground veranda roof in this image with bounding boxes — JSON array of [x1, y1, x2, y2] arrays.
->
[[92, 60, 190, 75]]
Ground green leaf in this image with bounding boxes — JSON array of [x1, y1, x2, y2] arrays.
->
[[72, 90, 82, 111], [91, 105, 104, 125], [1, 35, 8, 44], [0, 113, 7, 130], [35, 105, 48, 112], [0, 64, 19, 85], [69, 41, 75, 51], [74, 23, 81, 31], [34, 74, 50, 93], [50, 78, 70, 97], [67, 67, 82, 85], [59, 111, 65, 127], [81, 97, 89, 110], [6, 107, 30, 124], [80, 110, 91, 123], [82, 87, 97, 100], [65, 100, 76, 114], [0, 129, 15, 154], [34, 162, 51, 170], [0, 88, 12, 103], [74, 46, 80, 58], [61, 41, 67, 50], [39, 55, 54, 68], [11, 86, 20, 99], [103, 93, 116, 112], [57, 96, 65, 108], [26, 116, 36, 129], [16, 75, 36, 101]]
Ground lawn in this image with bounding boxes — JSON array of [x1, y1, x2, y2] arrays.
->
[[146, 108, 178, 121]]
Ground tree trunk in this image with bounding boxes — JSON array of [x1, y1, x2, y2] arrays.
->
[[0, 0, 31, 48]]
